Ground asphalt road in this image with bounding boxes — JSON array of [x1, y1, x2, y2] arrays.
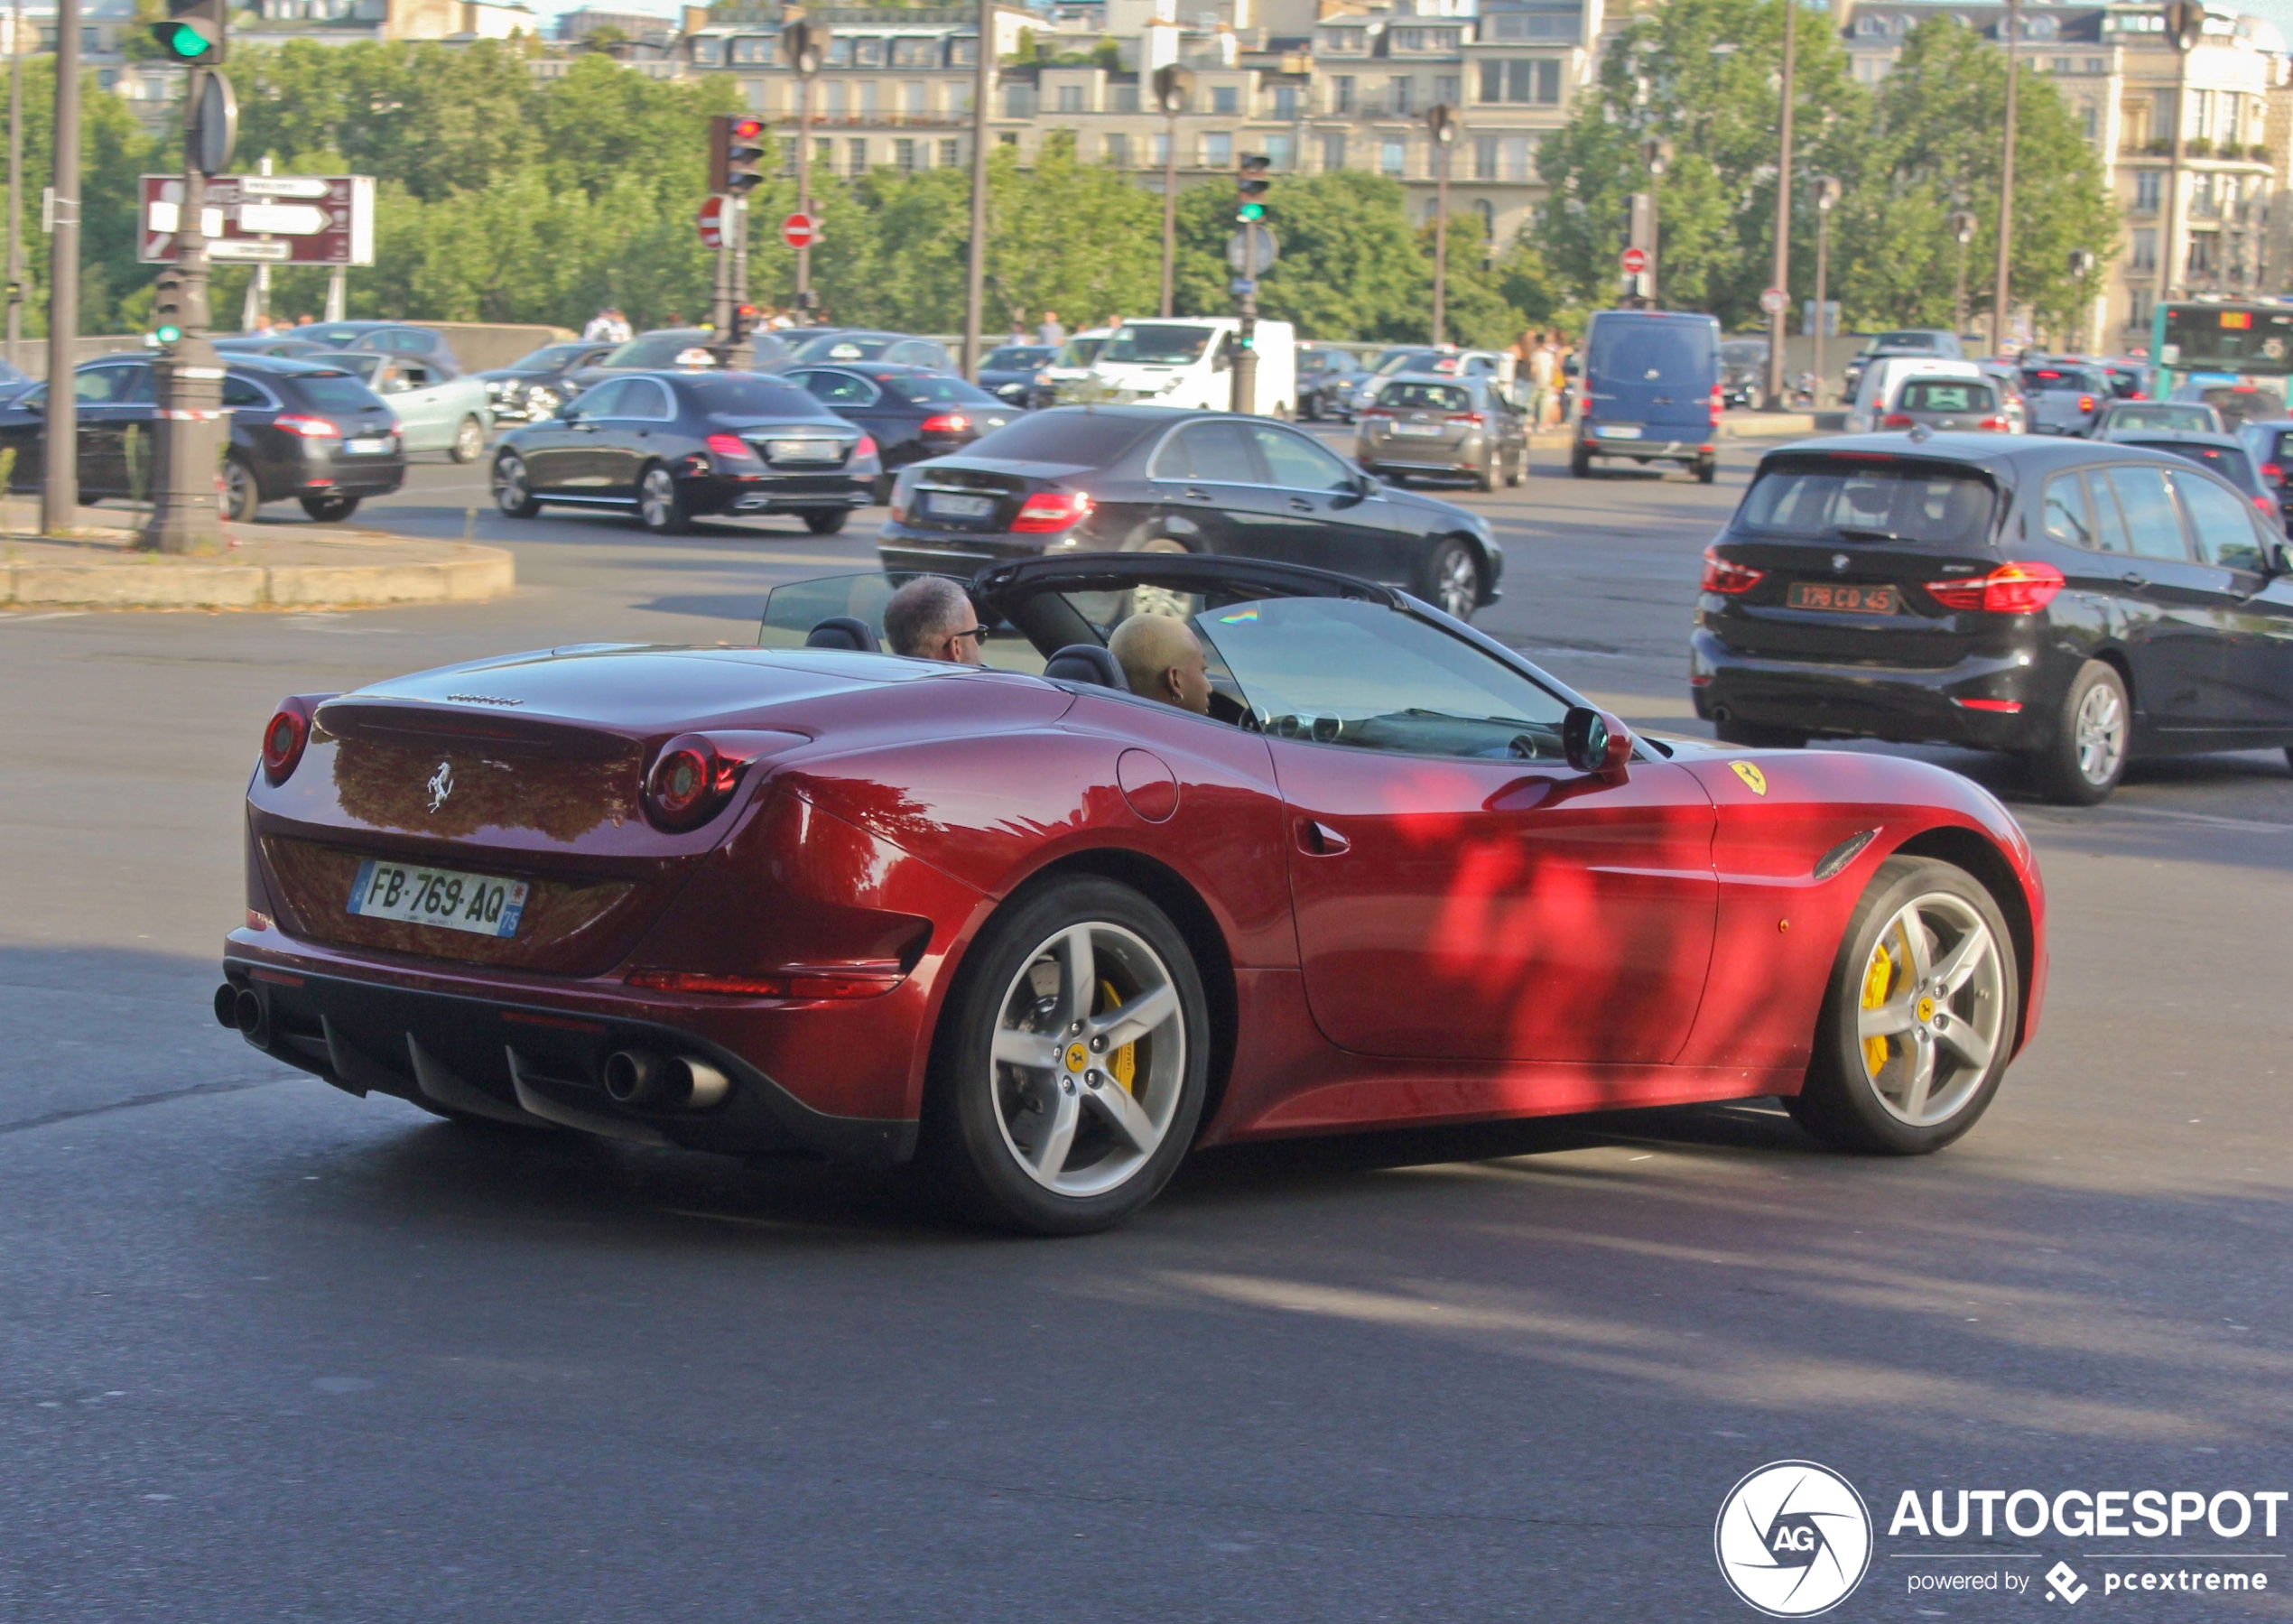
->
[[3, 442, 2290, 1620]]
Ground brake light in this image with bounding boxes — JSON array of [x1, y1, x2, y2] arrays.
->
[[705, 433, 752, 459], [1359, 406, 1394, 419], [627, 968, 901, 1000], [853, 434, 878, 460], [1701, 547, 1765, 594], [1709, 384, 1723, 427], [1010, 489, 1094, 534], [2264, 461, 2283, 482], [1882, 413, 1914, 429], [643, 733, 747, 832], [2130, 391, 2148, 400], [274, 413, 339, 439], [1444, 413, 1485, 426], [1978, 416, 2008, 431], [1923, 560, 2065, 614], [2077, 395, 2095, 413], [2257, 495, 2276, 515], [919, 412, 971, 435], [259, 703, 310, 785]]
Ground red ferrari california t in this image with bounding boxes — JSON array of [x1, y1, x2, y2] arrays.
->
[[218, 553, 2045, 1234]]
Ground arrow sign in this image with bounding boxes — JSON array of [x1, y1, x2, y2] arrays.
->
[[1620, 246, 1648, 276], [781, 212, 819, 250], [237, 202, 329, 236], [697, 195, 725, 250], [240, 175, 331, 200]]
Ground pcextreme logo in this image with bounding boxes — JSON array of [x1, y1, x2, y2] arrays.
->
[[1715, 1460, 1875, 1617]]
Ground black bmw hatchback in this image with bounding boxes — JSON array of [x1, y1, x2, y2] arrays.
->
[[489, 369, 880, 534], [1691, 433, 2293, 803], [876, 405, 1503, 620]]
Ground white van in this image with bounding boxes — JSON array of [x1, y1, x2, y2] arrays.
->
[[1846, 357, 1982, 433], [1088, 317, 1297, 417]]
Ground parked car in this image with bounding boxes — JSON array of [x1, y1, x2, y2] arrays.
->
[[780, 362, 1014, 495], [1843, 329, 1964, 400], [475, 339, 617, 425], [2237, 418, 2293, 533], [1347, 347, 1502, 416], [1573, 308, 1722, 481], [1296, 344, 1366, 421], [562, 328, 793, 402], [0, 353, 405, 522], [2173, 379, 2289, 430], [1879, 374, 2011, 433], [294, 321, 467, 379], [1720, 337, 1770, 411], [2017, 363, 2112, 435], [1355, 374, 1525, 490], [876, 404, 1502, 621], [489, 369, 879, 535], [978, 343, 1057, 407], [781, 329, 952, 369], [1690, 433, 2293, 803], [329, 351, 492, 461], [2093, 401, 2223, 438]]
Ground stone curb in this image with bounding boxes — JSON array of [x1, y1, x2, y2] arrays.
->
[[0, 534, 515, 610]]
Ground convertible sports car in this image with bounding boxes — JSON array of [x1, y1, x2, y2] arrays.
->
[[217, 554, 2046, 1234]]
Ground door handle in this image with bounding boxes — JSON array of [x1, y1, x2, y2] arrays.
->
[[1289, 496, 1314, 512], [2120, 571, 2150, 588], [1183, 487, 1211, 501], [1294, 818, 1349, 856]]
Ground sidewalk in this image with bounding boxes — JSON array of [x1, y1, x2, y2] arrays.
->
[[0, 506, 514, 610]]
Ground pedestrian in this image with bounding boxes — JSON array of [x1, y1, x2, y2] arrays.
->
[[1037, 309, 1067, 346], [608, 307, 634, 342], [582, 307, 617, 342], [1527, 329, 1559, 430], [293, 313, 314, 326]]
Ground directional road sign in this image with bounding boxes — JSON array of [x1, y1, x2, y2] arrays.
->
[[781, 212, 820, 250], [138, 174, 374, 265]]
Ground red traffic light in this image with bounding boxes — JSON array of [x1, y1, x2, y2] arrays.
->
[[710, 113, 769, 195]]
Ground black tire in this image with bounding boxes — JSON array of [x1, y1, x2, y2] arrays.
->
[[1303, 394, 1321, 422], [1713, 717, 1807, 748], [802, 508, 849, 535], [1420, 535, 1481, 620], [2285, 745, 2293, 775], [1570, 445, 1593, 478], [218, 457, 260, 522], [1694, 455, 1718, 485], [636, 462, 692, 535], [1505, 445, 1525, 487], [299, 493, 359, 522], [1472, 450, 1497, 493], [449, 415, 487, 464], [2028, 658, 2129, 805], [1787, 856, 2019, 1155], [924, 877, 1210, 1235], [492, 452, 542, 519]]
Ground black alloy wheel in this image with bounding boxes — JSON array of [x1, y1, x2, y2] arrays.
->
[[219, 457, 260, 522], [300, 493, 359, 522], [802, 509, 849, 535], [492, 452, 541, 518]]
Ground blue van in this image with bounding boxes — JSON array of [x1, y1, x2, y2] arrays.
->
[[1572, 309, 1722, 483]]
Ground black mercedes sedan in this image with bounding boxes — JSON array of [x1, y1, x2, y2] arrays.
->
[[780, 362, 1016, 495], [488, 369, 879, 535], [476, 339, 617, 424], [876, 405, 1503, 620], [0, 352, 405, 521], [978, 343, 1057, 407], [560, 329, 794, 404], [1690, 433, 2293, 803]]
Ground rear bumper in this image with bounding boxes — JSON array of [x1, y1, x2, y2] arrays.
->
[[1690, 627, 2050, 749], [690, 470, 875, 515], [877, 520, 1050, 577], [1581, 431, 1712, 462]]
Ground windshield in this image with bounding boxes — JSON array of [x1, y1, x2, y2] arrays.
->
[[2158, 302, 2293, 376], [886, 373, 998, 406], [1379, 380, 1472, 412], [601, 333, 715, 368], [1589, 318, 1713, 385], [2104, 403, 2219, 432], [984, 346, 1054, 370], [508, 343, 591, 372], [2126, 440, 2261, 490], [1054, 337, 1106, 368], [686, 376, 823, 417], [794, 333, 897, 362], [1739, 460, 1998, 546], [288, 373, 387, 413], [1873, 331, 1944, 351], [1719, 339, 1767, 366], [2199, 385, 2287, 428], [961, 410, 1157, 464], [1104, 324, 1217, 365], [1896, 379, 1996, 413]]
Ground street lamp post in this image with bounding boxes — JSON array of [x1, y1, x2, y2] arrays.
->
[[1811, 174, 1840, 406], [1427, 103, 1457, 343], [1991, 0, 2020, 355], [959, 0, 991, 379], [2163, 0, 2202, 303], [783, 18, 827, 319], [1764, 0, 1796, 411], [5, 0, 22, 376], [1639, 135, 1672, 309], [42, 0, 78, 535], [1949, 207, 1977, 339], [2068, 246, 2097, 352], [1154, 64, 1191, 320]]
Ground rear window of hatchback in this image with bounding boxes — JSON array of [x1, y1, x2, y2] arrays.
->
[[1739, 458, 1999, 546]]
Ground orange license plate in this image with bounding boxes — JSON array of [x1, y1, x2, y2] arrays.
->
[[1788, 582, 1898, 614]]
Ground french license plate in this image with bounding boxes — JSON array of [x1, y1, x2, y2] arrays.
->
[[346, 436, 391, 455], [1593, 424, 1643, 440], [347, 858, 529, 938], [1393, 422, 1444, 436], [927, 492, 996, 518], [1787, 581, 1898, 614], [767, 439, 839, 462]]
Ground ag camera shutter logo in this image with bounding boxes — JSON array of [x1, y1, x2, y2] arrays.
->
[[1714, 1460, 1874, 1617]]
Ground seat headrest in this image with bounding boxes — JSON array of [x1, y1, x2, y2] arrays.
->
[[1043, 643, 1128, 691], [804, 616, 876, 652]]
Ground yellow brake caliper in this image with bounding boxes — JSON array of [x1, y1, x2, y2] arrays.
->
[[1097, 979, 1138, 1093], [1860, 937, 1896, 1078]]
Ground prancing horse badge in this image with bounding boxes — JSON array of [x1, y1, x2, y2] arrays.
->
[[1730, 761, 1768, 795], [427, 760, 454, 812]]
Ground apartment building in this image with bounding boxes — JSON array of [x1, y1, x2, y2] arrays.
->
[[1843, 0, 2288, 343]]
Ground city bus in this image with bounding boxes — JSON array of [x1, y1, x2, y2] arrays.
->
[[2149, 300, 2293, 422]]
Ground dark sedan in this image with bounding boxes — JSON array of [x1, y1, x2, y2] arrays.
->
[[294, 320, 466, 379], [978, 344, 1056, 407], [2103, 431, 2274, 515], [780, 362, 1014, 495], [489, 369, 879, 535], [1297, 344, 1365, 421], [0, 353, 404, 521], [1690, 433, 2293, 803], [877, 405, 1503, 621], [2237, 419, 2293, 534], [476, 339, 617, 424], [779, 329, 952, 369], [562, 328, 793, 403]]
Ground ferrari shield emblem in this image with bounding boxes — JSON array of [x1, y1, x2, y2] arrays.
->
[[1730, 761, 1768, 795]]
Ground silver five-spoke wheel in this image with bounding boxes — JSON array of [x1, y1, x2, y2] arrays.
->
[[1852, 890, 2004, 1128], [2072, 677, 2125, 787]]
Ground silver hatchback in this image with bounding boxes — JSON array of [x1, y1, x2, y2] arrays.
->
[[1881, 375, 2009, 433], [1355, 374, 1525, 490]]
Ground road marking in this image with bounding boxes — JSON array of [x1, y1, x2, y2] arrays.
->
[[0, 610, 89, 624]]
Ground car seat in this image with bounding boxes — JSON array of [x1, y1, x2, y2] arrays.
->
[[805, 617, 875, 651], [1043, 644, 1129, 691]]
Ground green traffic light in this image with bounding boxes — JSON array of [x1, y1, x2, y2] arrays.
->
[[153, 324, 181, 344], [153, 20, 209, 59], [1238, 202, 1266, 222]]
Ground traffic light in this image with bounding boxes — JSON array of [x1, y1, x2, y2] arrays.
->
[[148, 269, 184, 349], [1236, 153, 1270, 223], [734, 303, 758, 341], [710, 114, 767, 196], [151, 0, 225, 65]]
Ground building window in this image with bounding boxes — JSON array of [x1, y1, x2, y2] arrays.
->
[[746, 79, 768, 112], [848, 137, 868, 174], [1332, 76, 1354, 114], [692, 36, 723, 64], [1153, 130, 1170, 165], [1212, 85, 1239, 114], [730, 34, 769, 63], [854, 38, 884, 66], [1203, 131, 1233, 166], [896, 138, 918, 170], [824, 81, 849, 116], [2188, 231, 2216, 274], [1003, 83, 1031, 116], [1322, 132, 1346, 171], [1395, 26, 1423, 49], [1273, 84, 1300, 119], [1267, 132, 1295, 170], [940, 137, 960, 167], [1380, 137, 1406, 176], [1473, 134, 1497, 180], [1106, 132, 1130, 167], [2082, 104, 2097, 141], [1390, 76, 1414, 115], [2130, 227, 2158, 271], [2085, 55, 2105, 72], [2134, 170, 2161, 213], [2128, 286, 2153, 329], [1058, 84, 1083, 112], [815, 136, 833, 169], [1503, 135, 1532, 181], [1115, 85, 1140, 113], [905, 81, 929, 116], [860, 81, 881, 115], [890, 37, 936, 68], [999, 130, 1018, 146], [1435, 76, 1460, 107], [951, 38, 976, 67], [1480, 59, 1561, 104]]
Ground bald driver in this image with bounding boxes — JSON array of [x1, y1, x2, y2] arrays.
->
[[1109, 613, 1212, 714], [882, 576, 985, 664]]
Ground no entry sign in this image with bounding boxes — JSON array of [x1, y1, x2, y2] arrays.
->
[[697, 195, 725, 250], [781, 212, 820, 250], [1620, 246, 1648, 276]]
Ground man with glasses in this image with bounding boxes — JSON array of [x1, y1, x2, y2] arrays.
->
[[882, 576, 986, 664]]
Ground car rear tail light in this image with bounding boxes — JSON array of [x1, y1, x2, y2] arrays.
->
[[705, 433, 752, 459], [1359, 407, 1393, 419], [1444, 413, 1485, 426], [643, 733, 750, 832], [1701, 547, 1765, 595], [1955, 698, 2024, 713], [2264, 460, 2284, 482], [2257, 495, 2276, 515], [2130, 390, 2148, 400], [1881, 413, 1914, 429], [274, 413, 339, 439], [919, 412, 971, 435], [853, 434, 879, 460], [1978, 416, 2008, 431], [1709, 385, 1723, 427], [1923, 560, 2066, 614], [2077, 395, 2095, 413], [260, 703, 311, 785], [627, 968, 901, 1000], [1010, 489, 1093, 534]]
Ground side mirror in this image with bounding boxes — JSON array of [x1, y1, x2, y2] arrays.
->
[[1563, 705, 1632, 777], [2271, 540, 2293, 579]]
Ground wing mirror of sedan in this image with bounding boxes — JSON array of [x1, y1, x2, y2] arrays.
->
[[1562, 705, 1632, 778]]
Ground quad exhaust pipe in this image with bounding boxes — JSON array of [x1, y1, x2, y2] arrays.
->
[[601, 1049, 729, 1111]]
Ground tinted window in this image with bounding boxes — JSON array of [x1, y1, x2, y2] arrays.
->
[[1896, 380, 1995, 413], [1380, 381, 1472, 412], [75, 366, 144, 404], [2104, 404, 2217, 432], [2126, 440, 2257, 493], [508, 342, 594, 371], [221, 374, 272, 410], [2171, 471, 2268, 571], [600, 333, 717, 368], [961, 411, 1156, 465], [284, 373, 388, 414], [1874, 331, 1942, 350], [2021, 367, 2107, 394], [684, 376, 823, 418], [571, 378, 632, 417], [2103, 466, 2190, 561], [1154, 421, 1259, 483], [1588, 318, 1713, 385], [1738, 461, 1996, 545], [1249, 423, 1355, 490], [883, 373, 997, 407], [886, 341, 951, 367], [1105, 324, 1217, 365], [1195, 596, 1566, 759], [794, 333, 896, 362], [795, 370, 880, 406], [2041, 472, 2096, 549], [2199, 385, 2287, 428], [2088, 473, 2133, 554], [617, 378, 673, 420], [334, 354, 384, 383], [984, 346, 1054, 370]]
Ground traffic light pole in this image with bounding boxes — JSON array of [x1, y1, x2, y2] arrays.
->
[[145, 69, 226, 555], [40, 0, 78, 535], [1230, 291, 1257, 416], [794, 70, 812, 310]]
